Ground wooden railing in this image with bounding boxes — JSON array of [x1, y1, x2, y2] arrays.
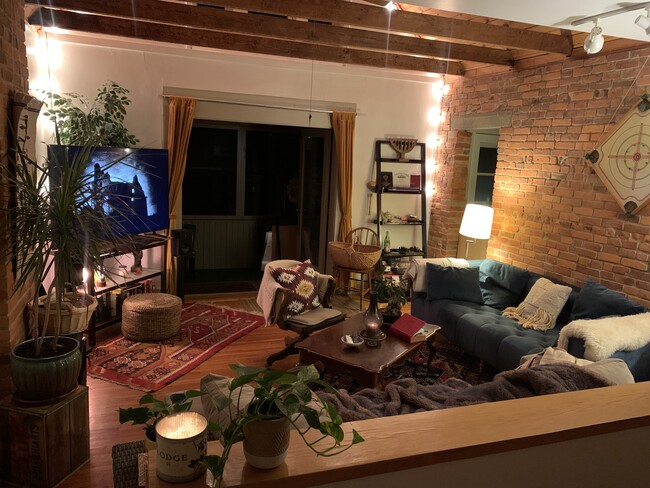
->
[[148, 381, 650, 487]]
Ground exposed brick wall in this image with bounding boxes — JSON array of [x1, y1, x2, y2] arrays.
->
[[428, 129, 471, 257], [0, 0, 29, 397], [433, 47, 650, 308]]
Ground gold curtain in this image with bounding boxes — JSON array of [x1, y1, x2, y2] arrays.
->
[[331, 111, 356, 241], [165, 96, 196, 296]]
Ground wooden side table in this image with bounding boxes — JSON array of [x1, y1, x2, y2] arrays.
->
[[0, 386, 90, 488]]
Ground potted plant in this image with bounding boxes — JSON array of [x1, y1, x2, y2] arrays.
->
[[119, 389, 204, 450], [374, 275, 408, 324], [43, 80, 139, 147], [5, 107, 138, 402], [199, 364, 364, 488]]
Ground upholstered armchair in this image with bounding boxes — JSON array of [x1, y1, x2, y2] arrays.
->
[[257, 259, 345, 366]]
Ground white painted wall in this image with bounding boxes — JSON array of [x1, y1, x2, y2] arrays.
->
[[27, 29, 443, 249]]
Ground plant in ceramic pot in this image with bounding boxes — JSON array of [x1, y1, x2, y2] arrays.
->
[[119, 390, 204, 449], [5, 107, 139, 402], [374, 275, 408, 324], [199, 364, 364, 488]]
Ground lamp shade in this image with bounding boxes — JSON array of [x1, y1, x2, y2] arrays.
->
[[459, 204, 494, 240]]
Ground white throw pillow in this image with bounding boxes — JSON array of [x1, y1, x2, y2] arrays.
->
[[503, 278, 571, 331]]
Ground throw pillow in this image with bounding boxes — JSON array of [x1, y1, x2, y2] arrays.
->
[[502, 277, 572, 331], [570, 280, 646, 321], [270, 260, 321, 317], [404, 257, 470, 293], [425, 263, 484, 304], [479, 259, 533, 310]]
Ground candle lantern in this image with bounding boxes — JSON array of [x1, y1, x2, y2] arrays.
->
[[360, 291, 386, 347], [155, 411, 208, 483]]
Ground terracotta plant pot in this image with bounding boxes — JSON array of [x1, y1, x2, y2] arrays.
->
[[242, 417, 290, 469], [10, 336, 82, 403]]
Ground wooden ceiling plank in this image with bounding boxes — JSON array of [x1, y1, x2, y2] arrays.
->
[[194, 0, 573, 54], [25, 0, 513, 66], [28, 9, 464, 75]]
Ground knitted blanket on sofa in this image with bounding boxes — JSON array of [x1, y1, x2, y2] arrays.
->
[[316, 363, 608, 422]]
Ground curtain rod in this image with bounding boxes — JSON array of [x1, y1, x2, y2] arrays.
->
[[162, 94, 358, 114]]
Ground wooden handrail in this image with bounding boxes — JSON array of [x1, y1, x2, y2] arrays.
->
[[148, 381, 650, 487]]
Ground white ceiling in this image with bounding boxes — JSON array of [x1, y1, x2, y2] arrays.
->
[[404, 1, 650, 42]]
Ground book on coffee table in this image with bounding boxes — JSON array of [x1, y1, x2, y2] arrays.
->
[[388, 313, 428, 343], [410, 324, 440, 343]]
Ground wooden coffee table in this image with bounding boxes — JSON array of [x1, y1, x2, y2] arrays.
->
[[296, 313, 439, 388]]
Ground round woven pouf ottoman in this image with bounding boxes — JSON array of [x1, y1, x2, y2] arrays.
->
[[121, 293, 182, 342]]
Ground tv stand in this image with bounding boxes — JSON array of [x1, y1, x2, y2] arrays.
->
[[87, 234, 168, 347]]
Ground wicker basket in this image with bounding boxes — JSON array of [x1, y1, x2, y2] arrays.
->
[[36, 293, 98, 335], [328, 241, 381, 271]]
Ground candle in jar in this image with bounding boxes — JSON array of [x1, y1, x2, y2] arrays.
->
[[155, 411, 208, 483], [365, 320, 381, 331]]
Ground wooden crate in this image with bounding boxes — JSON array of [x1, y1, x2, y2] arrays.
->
[[0, 386, 90, 487]]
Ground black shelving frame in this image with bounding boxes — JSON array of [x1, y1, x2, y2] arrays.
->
[[375, 140, 427, 266]]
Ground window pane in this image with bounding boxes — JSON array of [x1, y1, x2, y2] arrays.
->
[[184, 127, 237, 215], [477, 147, 497, 173], [475, 175, 494, 205], [245, 130, 300, 219]]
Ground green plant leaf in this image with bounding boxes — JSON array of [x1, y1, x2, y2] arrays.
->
[[351, 429, 365, 444], [119, 407, 151, 425]]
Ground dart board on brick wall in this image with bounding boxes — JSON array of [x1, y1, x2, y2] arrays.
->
[[586, 96, 650, 216]]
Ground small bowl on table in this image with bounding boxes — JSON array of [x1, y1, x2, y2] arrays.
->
[[341, 334, 364, 349]]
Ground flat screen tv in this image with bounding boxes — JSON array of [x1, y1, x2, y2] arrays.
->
[[48, 145, 170, 238]]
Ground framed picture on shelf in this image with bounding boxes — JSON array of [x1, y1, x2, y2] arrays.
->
[[394, 172, 409, 188], [380, 171, 393, 191]]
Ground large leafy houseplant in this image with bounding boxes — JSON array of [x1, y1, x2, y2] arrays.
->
[[43, 81, 139, 147], [200, 364, 364, 488], [6, 135, 136, 358]]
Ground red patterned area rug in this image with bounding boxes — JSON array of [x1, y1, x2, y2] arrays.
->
[[88, 304, 264, 392]]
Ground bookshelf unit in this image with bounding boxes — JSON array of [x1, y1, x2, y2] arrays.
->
[[375, 139, 427, 276], [87, 234, 168, 347]]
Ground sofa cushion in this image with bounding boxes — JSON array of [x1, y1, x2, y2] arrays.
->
[[404, 257, 471, 293], [570, 280, 646, 321], [479, 259, 532, 310], [426, 263, 483, 304], [502, 278, 572, 331]]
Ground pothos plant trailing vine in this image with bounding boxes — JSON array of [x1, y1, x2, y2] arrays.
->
[[199, 364, 364, 488]]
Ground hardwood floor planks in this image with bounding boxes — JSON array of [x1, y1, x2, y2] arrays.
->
[[57, 291, 361, 488]]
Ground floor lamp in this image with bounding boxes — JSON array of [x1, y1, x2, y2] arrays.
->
[[459, 204, 494, 259]]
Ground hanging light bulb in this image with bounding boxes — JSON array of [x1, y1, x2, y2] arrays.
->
[[584, 19, 604, 54], [384, 1, 398, 12]]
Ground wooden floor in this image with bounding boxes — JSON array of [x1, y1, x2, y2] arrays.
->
[[59, 291, 368, 488]]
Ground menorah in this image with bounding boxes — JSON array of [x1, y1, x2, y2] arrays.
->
[[388, 137, 418, 161]]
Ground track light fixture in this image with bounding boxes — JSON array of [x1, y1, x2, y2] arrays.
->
[[635, 8, 650, 35], [584, 19, 604, 55]]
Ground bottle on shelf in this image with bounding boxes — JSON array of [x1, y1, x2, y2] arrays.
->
[[383, 231, 391, 253]]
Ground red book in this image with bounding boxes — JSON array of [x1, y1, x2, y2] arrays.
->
[[388, 313, 426, 342]]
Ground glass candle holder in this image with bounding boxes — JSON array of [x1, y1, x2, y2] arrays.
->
[[361, 291, 386, 347]]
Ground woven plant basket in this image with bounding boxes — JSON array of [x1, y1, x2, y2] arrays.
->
[[36, 292, 98, 335], [328, 241, 381, 271]]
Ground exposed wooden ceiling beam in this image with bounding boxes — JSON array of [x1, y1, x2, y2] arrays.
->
[[26, 0, 513, 66], [28, 9, 464, 75], [196, 0, 573, 55]]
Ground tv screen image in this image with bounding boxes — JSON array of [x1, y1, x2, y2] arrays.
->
[[48, 145, 170, 237]]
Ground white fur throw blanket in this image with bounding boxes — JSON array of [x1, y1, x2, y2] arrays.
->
[[558, 312, 650, 361]]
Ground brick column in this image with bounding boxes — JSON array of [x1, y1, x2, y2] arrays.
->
[[0, 0, 29, 397]]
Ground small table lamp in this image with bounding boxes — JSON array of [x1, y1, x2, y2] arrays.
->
[[459, 204, 494, 258]]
